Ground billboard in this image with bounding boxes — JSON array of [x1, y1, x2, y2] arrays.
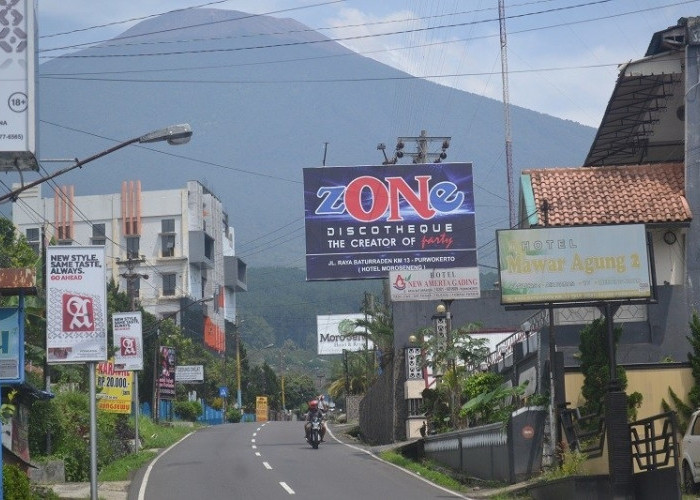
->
[[175, 365, 204, 383], [0, 0, 38, 172], [112, 311, 143, 371], [157, 346, 176, 399], [45, 246, 108, 364], [497, 225, 652, 305], [303, 163, 476, 280], [96, 359, 133, 414], [317, 314, 374, 355], [389, 267, 481, 302]]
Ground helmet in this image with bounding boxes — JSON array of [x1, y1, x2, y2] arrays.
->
[[319, 395, 324, 400], [309, 400, 318, 409]]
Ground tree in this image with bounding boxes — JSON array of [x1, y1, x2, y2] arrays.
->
[[352, 297, 394, 371], [579, 317, 642, 422], [415, 320, 489, 429], [326, 352, 374, 400]]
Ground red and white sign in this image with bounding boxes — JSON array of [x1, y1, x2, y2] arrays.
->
[[389, 267, 481, 302], [46, 246, 107, 364], [112, 312, 143, 371]]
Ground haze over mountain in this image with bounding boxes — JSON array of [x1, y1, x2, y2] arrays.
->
[[21, 8, 595, 270]]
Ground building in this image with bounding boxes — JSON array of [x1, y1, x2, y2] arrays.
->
[[387, 17, 700, 444], [12, 179, 247, 353]]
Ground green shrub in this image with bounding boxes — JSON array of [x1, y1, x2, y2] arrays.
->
[[3, 463, 31, 500], [173, 400, 203, 422], [226, 407, 242, 423]]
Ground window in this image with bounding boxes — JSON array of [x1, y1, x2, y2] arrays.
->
[[162, 273, 176, 296], [161, 219, 175, 257], [25, 228, 40, 254], [57, 226, 71, 242], [91, 223, 106, 246], [126, 236, 140, 259], [407, 398, 424, 417]]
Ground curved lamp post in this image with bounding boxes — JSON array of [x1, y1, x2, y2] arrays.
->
[[0, 123, 193, 204]]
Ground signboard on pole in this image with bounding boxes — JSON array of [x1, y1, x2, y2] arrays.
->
[[45, 246, 107, 364], [175, 365, 204, 383], [157, 346, 176, 399], [317, 314, 373, 355], [0, 0, 38, 172], [496, 224, 652, 304], [389, 267, 481, 301], [96, 359, 133, 414], [256, 396, 268, 423], [112, 311, 143, 371], [0, 307, 24, 383], [303, 163, 476, 280]]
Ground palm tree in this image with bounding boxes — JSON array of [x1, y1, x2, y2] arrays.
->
[[352, 298, 394, 371]]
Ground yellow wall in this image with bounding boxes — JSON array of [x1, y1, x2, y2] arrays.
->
[[563, 365, 693, 474]]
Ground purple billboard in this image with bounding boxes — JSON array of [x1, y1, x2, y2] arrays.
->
[[303, 163, 476, 280]]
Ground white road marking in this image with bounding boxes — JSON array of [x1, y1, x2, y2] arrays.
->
[[137, 433, 195, 500], [280, 482, 295, 494], [255, 452, 261, 456], [251, 438, 256, 443], [252, 445, 257, 449], [263, 462, 273, 470], [253, 432, 257, 437]]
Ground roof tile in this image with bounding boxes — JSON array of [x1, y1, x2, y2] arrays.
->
[[524, 162, 690, 226]]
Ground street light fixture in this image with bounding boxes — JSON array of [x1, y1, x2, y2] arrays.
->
[[0, 123, 193, 204]]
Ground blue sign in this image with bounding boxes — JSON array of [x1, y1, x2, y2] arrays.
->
[[219, 386, 229, 398], [303, 163, 476, 280]]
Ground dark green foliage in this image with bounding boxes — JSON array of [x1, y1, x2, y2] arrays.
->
[[420, 387, 451, 434], [226, 407, 242, 423], [461, 373, 528, 426], [578, 317, 642, 421], [3, 463, 31, 500], [237, 267, 383, 350], [688, 312, 700, 409], [173, 400, 203, 422]]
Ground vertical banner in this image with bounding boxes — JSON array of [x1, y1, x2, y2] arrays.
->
[[0, 0, 38, 171], [112, 311, 143, 371], [157, 346, 176, 399], [256, 396, 268, 423], [45, 246, 107, 364], [96, 359, 133, 414], [0, 307, 24, 383]]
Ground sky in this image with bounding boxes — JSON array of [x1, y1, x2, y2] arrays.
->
[[37, 0, 700, 128]]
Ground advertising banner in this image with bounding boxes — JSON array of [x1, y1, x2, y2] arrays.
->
[[256, 396, 268, 423], [112, 311, 143, 371], [389, 267, 481, 302], [317, 314, 373, 355], [0, 307, 24, 383], [303, 163, 476, 280], [0, 0, 38, 172], [497, 224, 652, 304], [157, 346, 176, 399], [175, 365, 204, 383], [96, 359, 133, 414], [45, 246, 107, 364]]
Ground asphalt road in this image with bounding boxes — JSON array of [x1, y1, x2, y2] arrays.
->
[[128, 421, 473, 500]]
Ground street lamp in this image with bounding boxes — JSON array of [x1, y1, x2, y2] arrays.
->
[[0, 123, 193, 204]]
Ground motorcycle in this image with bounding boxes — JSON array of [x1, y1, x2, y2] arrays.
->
[[308, 415, 323, 449]]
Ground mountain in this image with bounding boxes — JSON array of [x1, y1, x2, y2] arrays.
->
[[30, 8, 595, 270]]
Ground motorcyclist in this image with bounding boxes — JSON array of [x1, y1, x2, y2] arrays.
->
[[305, 400, 326, 442]]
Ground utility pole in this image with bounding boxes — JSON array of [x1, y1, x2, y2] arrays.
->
[[119, 255, 147, 450], [499, 0, 516, 228], [377, 130, 451, 165]]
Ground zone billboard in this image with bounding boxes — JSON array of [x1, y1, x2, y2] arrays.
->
[[303, 163, 476, 280], [496, 224, 652, 305]]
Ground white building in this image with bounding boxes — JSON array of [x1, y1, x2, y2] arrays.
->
[[12, 180, 247, 354]]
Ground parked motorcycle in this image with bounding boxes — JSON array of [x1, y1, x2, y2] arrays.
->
[[308, 415, 323, 449]]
